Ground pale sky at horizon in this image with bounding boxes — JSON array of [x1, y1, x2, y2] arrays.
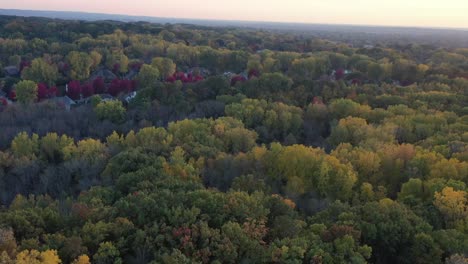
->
[[1, 0, 468, 29]]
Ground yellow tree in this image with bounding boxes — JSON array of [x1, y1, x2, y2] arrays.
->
[[151, 57, 176, 79], [434, 187, 467, 226], [71, 255, 91, 264], [15, 249, 61, 264]]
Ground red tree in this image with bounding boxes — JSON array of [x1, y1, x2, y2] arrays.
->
[[113, 63, 121, 74], [108, 79, 134, 95], [231, 75, 247, 86], [67, 80, 82, 100], [0, 98, 7, 106], [93, 77, 106, 94], [193, 75, 204, 82], [248, 69, 260, 79], [130, 62, 143, 71], [48, 86, 58, 98], [81, 83, 95, 98], [335, 68, 345, 80], [37, 83, 49, 100], [9, 91, 16, 101], [166, 76, 177, 83], [19, 60, 31, 73]]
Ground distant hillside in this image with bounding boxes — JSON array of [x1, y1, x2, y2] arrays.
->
[[1, 8, 468, 47]]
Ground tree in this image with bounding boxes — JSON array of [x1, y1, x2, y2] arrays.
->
[[93, 242, 122, 264], [106, 50, 129, 74], [151, 57, 176, 79], [433, 187, 467, 227], [67, 51, 94, 81], [15, 249, 61, 264], [0, 228, 17, 259], [136, 64, 160, 88], [15, 80, 38, 104], [21, 58, 58, 86], [39, 133, 74, 163], [90, 50, 103, 70], [359, 199, 432, 263], [328, 117, 372, 146], [94, 100, 126, 123], [409, 233, 443, 264], [71, 255, 91, 264], [11, 132, 39, 158]]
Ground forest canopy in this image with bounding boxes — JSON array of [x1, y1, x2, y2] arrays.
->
[[0, 15, 467, 263]]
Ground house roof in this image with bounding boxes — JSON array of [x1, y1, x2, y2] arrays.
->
[[99, 94, 114, 100], [3, 66, 19, 76], [52, 96, 76, 106], [89, 67, 117, 81], [124, 70, 139, 80]]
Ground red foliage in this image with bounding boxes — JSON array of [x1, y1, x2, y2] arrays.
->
[[172, 227, 192, 238], [9, 91, 16, 101], [113, 63, 121, 73], [351, 78, 361, 85], [193, 75, 204, 82], [335, 68, 345, 80], [121, 79, 133, 93], [248, 69, 260, 79], [48, 86, 58, 97], [38, 83, 59, 100], [0, 97, 7, 106], [37, 83, 49, 100], [166, 76, 176, 83], [108, 78, 134, 96], [130, 62, 143, 71], [81, 83, 95, 98], [231, 75, 247, 86], [93, 77, 106, 94], [67, 80, 82, 100], [175, 72, 186, 80], [166, 71, 204, 84]]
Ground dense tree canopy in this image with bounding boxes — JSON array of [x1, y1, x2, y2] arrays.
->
[[0, 15, 467, 263]]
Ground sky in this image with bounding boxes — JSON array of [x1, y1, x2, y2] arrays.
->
[[2, 0, 468, 29]]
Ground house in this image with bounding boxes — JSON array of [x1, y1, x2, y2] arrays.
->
[[123, 91, 137, 103], [49, 96, 76, 111], [89, 67, 118, 82], [3, 66, 19, 77], [124, 69, 139, 80], [100, 94, 115, 102]]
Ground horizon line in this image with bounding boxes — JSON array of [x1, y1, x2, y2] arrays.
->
[[2, 8, 468, 32]]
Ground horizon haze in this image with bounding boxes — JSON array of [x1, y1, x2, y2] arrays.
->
[[1, 0, 468, 29]]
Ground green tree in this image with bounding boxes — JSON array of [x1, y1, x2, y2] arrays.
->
[[93, 242, 122, 264], [106, 50, 129, 73], [136, 64, 160, 88], [15, 80, 38, 104], [11, 132, 39, 158], [21, 58, 58, 86], [94, 100, 126, 123], [151, 57, 176, 79]]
